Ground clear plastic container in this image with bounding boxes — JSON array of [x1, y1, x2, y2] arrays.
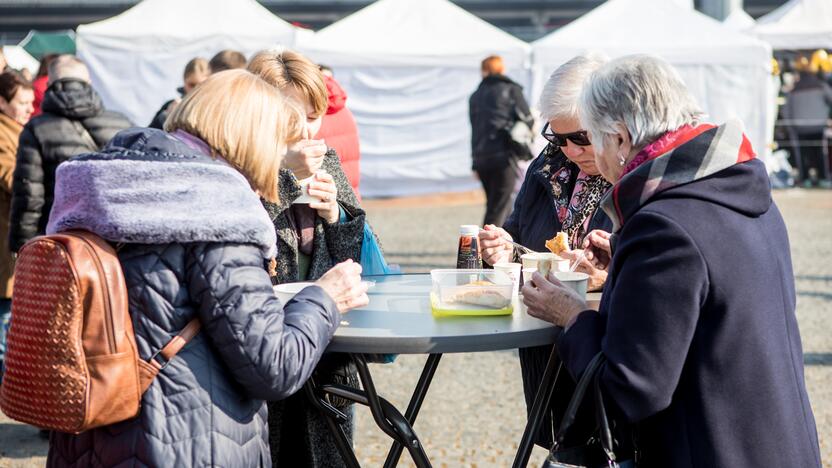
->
[[429, 269, 514, 317]]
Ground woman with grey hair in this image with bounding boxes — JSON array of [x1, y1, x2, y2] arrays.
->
[[524, 54, 820, 467], [479, 53, 613, 449]]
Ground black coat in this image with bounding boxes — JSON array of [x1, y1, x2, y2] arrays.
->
[[559, 158, 821, 467], [503, 146, 612, 448], [468, 74, 532, 170], [8, 78, 131, 252], [46, 128, 341, 467]]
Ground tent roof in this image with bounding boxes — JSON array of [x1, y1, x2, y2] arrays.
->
[[302, 0, 529, 66], [77, 0, 298, 41], [723, 9, 756, 31], [2, 45, 39, 72], [752, 0, 832, 50], [533, 0, 770, 65]]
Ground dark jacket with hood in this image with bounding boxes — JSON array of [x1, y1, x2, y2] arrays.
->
[[9, 78, 131, 252], [45, 128, 341, 468], [559, 122, 821, 467], [503, 144, 613, 448], [468, 74, 533, 170], [316, 75, 361, 199]]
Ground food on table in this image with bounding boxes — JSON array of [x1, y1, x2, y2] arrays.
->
[[545, 231, 569, 254], [447, 280, 511, 308]]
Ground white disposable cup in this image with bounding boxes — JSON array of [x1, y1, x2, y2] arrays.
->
[[493, 262, 521, 293], [522, 267, 537, 284], [520, 252, 567, 277], [553, 271, 589, 299]]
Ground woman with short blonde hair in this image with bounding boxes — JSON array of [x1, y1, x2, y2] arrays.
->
[[249, 49, 368, 468], [45, 69, 369, 467]]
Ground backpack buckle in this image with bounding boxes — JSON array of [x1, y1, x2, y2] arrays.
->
[[149, 349, 171, 370]]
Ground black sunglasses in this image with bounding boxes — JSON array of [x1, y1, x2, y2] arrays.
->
[[541, 123, 592, 147]]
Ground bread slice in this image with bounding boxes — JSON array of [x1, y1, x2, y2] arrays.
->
[[545, 232, 569, 254]]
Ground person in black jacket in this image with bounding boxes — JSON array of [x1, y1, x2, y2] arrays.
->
[[527, 55, 820, 467], [45, 70, 370, 468], [469, 55, 533, 226], [148, 57, 210, 129], [8, 55, 131, 252], [478, 54, 611, 449]]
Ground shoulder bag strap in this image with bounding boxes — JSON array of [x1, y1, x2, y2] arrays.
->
[[72, 120, 99, 150], [553, 352, 605, 447], [138, 319, 201, 394]]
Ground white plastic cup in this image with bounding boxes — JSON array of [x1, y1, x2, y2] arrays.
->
[[520, 252, 568, 277], [521, 267, 538, 284], [273, 282, 315, 303], [493, 262, 521, 293], [553, 271, 589, 299]]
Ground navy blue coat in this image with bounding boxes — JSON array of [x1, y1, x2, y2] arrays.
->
[[559, 159, 821, 467], [504, 147, 612, 448]]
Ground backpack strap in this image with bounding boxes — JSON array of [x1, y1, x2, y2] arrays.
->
[[138, 318, 201, 394]]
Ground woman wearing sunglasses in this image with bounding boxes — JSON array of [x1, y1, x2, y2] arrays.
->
[[478, 53, 613, 450]]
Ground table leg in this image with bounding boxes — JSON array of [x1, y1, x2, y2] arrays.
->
[[352, 354, 433, 467], [512, 345, 563, 468], [303, 379, 361, 468], [384, 353, 442, 468]]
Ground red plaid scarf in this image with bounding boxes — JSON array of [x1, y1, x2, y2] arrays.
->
[[601, 120, 756, 232]]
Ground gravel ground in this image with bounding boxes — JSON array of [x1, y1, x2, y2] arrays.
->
[[0, 188, 830, 467]]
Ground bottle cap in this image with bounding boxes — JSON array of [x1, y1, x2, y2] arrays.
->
[[459, 225, 480, 236]]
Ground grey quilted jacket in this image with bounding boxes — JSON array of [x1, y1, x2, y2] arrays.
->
[[44, 128, 341, 467]]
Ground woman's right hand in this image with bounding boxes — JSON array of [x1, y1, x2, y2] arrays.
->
[[315, 260, 369, 313], [581, 230, 613, 270], [479, 224, 513, 266], [283, 138, 327, 180]]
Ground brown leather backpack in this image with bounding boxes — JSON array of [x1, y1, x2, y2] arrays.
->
[[0, 231, 199, 433]]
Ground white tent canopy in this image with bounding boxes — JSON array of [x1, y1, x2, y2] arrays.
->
[[532, 0, 774, 161], [723, 8, 756, 31], [2, 46, 39, 73], [752, 0, 832, 50], [301, 0, 531, 198], [77, 0, 308, 125]]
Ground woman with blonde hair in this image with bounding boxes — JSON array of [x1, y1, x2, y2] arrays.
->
[[248, 48, 367, 468], [45, 69, 369, 468]]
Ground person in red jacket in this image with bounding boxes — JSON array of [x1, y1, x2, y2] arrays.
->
[[315, 70, 361, 199]]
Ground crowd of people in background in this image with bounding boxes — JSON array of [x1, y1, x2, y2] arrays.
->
[[0, 42, 822, 468]]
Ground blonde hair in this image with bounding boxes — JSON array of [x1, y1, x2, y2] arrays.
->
[[165, 69, 304, 202], [248, 49, 328, 118]]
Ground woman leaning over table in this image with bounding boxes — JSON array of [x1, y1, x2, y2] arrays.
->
[[524, 54, 821, 467], [45, 70, 369, 467], [248, 50, 366, 468], [478, 53, 613, 449]]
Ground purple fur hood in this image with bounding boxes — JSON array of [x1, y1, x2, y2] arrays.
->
[[46, 127, 277, 259]]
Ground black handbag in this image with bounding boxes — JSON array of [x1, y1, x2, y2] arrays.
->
[[542, 353, 633, 468]]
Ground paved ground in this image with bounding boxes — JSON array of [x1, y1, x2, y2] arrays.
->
[[1, 188, 830, 467]]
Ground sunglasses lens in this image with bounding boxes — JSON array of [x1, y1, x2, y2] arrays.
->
[[570, 133, 591, 146]]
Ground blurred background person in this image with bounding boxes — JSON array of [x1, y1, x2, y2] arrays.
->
[[315, 65, 361, 199], [208, 49, 247, 74], [0, 49, 8, 73], [149, 57, 210, 129], [469, 55, 533, 227], [0, 70, 33, 384], [8, 55, 131, 253], [249, 49, 366, 468], [479, 54, 612, 450], [31, 54, 59, 117]]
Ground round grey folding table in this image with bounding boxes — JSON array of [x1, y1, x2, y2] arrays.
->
[[304, 273, 602, 468]]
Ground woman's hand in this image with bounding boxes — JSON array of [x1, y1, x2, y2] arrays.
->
[[582, 230, 613, 270], [283, 138, 327, 179], [558, 249, 608, 291], [315, 260, 369, 313], [522, 271, 589, 328], [479, 224, 513, 265], [308, 171, 339, 224]]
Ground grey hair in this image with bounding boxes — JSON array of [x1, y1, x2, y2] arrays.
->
[[538, 52, 608, 122], [578, 54, 704, 154], [48, 55, 90, 85]]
